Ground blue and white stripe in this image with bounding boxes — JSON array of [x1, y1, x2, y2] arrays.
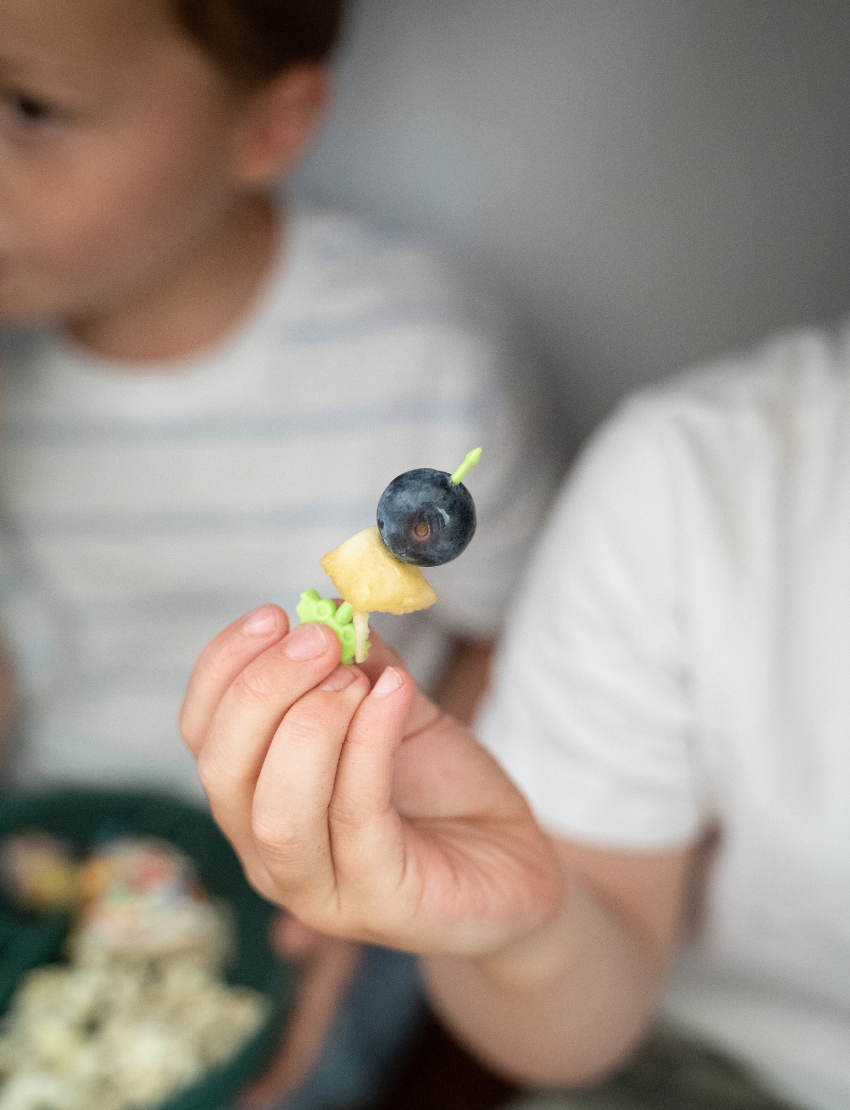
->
[[0, 207, 550, 797]]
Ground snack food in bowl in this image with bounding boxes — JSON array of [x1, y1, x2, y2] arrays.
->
[[0, 789, 296, 1110]]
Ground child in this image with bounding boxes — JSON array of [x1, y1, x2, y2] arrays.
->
[[181, 315, 850, 1110], [0, 0, 552, 1105]]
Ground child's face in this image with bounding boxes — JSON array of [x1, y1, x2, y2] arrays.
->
[[0, 0, 252, 324]]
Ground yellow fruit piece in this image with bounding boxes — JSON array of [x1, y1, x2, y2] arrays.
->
[[320, 526, 436, 615]]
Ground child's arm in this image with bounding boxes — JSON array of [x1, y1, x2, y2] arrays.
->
[[180, 605, 690, 1086], [423, 836, 690, 1083]]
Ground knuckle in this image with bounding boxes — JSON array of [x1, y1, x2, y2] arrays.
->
[[231, 662, 277, 708], [176, 704, 197, 749], [279, 692, 348, 749], [243, 861, 277, 901], [251, 809, 302, 859], [328, 793, 372, 833], [176, 712, 192, 748], [196, 748, 228, 797], [280, 706, 324, 747]]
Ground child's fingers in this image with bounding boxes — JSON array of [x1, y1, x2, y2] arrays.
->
[[324, 667, 419, 894], [355, 633, 441, 737], [352, 631, 405, 683], [179, 604, 290, 753], [249, 666, 373, 907], [195, 623, 344, 846]]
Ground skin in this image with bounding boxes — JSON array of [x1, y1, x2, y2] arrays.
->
[[180, 606, 694, 1087], [0, 2, 501, 1102], [243, 640, 496, 1109], [0, 0, 328, 359]]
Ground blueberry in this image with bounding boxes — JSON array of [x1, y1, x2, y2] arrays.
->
[[377, 467, 477, 567]]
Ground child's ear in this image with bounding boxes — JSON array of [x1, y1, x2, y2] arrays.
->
[[231, 63, 330, 188]]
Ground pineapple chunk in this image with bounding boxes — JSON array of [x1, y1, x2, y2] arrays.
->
[[320, 526, 436, 615]]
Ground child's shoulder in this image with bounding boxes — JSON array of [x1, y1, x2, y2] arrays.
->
[[263, 204, 521, 403], [283, 205, 503, 331], [565, 319, 850, 515], [615, 319, 850, 439]]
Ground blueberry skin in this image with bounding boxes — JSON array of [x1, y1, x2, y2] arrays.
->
[[377, 468, 476, 567]]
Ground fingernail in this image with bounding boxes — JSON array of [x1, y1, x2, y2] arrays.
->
[[372, 666, 402, 698], [320, 666, 357, 692], [283, 622, 327, 660], [243, 605, 277, 636]]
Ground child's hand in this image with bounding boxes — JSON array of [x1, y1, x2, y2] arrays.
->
[[179, 604, 563, 958]]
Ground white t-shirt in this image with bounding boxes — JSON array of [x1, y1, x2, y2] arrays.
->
[[0, 206, 552, 799], [478, 322, 850, 1110]]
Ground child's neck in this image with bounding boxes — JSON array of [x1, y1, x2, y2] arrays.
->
[[65, 194, 278, 366]]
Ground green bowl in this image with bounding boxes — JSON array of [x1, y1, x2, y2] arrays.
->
[[0, 787, 298, 1110]]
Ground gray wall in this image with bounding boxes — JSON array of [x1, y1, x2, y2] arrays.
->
[[292, 1, 850, 459]]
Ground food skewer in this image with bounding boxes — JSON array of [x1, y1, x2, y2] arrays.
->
[[298, 449, 481, 664]]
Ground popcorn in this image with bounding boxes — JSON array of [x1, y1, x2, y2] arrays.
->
[[0, 837, 268, 1110]]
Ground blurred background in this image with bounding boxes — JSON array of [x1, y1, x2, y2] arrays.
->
[[291, 0, 850, 463]]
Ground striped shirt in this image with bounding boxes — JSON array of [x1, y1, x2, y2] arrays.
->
[[0, 206, 551, 798]]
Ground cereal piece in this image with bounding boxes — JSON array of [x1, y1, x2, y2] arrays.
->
[[0, 833, 81, 914]]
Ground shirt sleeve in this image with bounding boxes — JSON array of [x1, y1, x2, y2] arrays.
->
[[476, 396, 710, 850]]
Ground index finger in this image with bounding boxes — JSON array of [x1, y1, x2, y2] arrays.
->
[[179, 604, 290, 753]]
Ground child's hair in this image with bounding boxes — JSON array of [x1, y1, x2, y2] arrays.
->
[[173, 0, 346, 84]]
